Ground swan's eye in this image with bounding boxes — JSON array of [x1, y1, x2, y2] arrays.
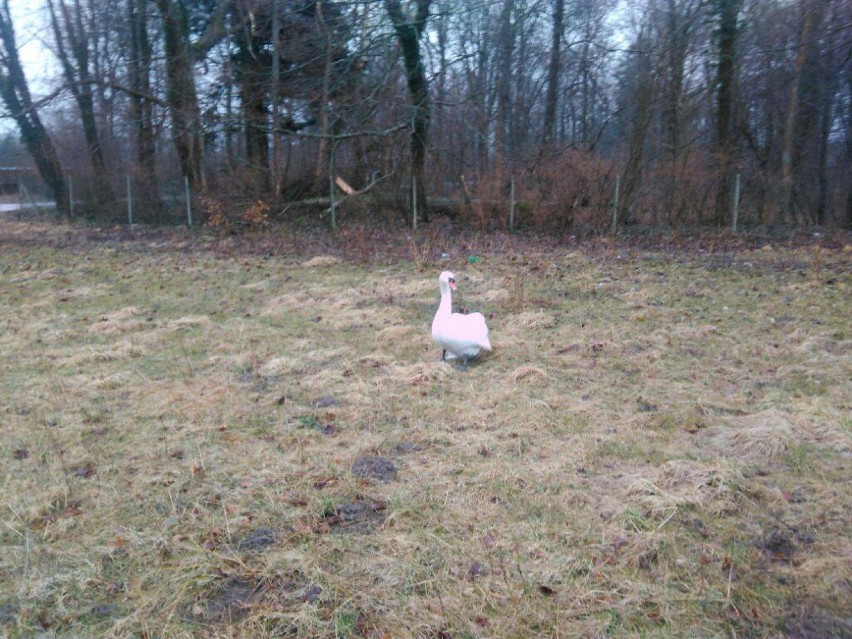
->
[[448, 278, 455, 284]]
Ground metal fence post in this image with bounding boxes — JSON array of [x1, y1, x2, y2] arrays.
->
[[412, 176, 418, 231], [611, 175, 620, 236], [509, 174, 516, 232], [184, 176, 193, 228], [732, 173, 741, 234], [126, 175, 133, 225], [68, 175, 74, 219]]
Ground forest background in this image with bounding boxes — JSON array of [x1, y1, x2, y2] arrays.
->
[[1, 0, 850, 233]]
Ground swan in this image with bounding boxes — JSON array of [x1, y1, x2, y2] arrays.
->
[[431, 271, 492, 369]]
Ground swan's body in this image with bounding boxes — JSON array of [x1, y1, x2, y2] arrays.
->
[[431, 271, 491, 368]]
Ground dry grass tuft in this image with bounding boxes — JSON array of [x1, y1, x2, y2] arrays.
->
[[382, 361, 453, 386], [511, 310, 557, 329], [707, 407, 850, 461], [375, 324, 421, 346], [259, 355, 301, 376], [166, 315, 212, 330], [504, 365, 548, 383], [302, 255, 340, 267], [628, 460, 740, 515], [482, 288, 510, 303], [88, 306, 146, 334], [709, 408, 797, 459]]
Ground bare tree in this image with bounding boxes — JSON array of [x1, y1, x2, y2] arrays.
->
[[126, 0, 159, 201], [659, 0, 706, 223], [780, 0, 826, 225], [154, 0, 229, 192], [493, 0, 514, 184], [616, 24, 656, 226], [0, 0, 69, 217], [712, 0, 744, 226], [385, 0, 432, 220], [542, 0, 564, 145], [48, 0, 115, 206]]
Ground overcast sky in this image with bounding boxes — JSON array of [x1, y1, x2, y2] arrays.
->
[[1, 4, 54, 137], [8, 2, 55, 90]]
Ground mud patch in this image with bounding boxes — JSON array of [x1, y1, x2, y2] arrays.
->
[[755, 528, 798, 563], [321, 499, 386, 535], [191, 579, 261, 622], [238, 526, 278, 552], [189, 576, 310, 623], [351, 455, 397, 482], [313, 395, 340, 408], [394, 441, 427, 455], [783, 607, 852, 639]]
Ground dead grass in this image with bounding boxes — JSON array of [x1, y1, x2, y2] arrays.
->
[[0, 218, 850, 638]]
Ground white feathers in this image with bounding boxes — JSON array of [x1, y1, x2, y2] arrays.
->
[[431, 271, 491, 366]]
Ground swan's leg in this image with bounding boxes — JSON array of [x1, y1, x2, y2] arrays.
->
[[460, 357, 469, 371], [442, 349, 447, 361]]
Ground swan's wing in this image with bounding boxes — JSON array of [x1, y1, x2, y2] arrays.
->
[[458, 312, 492, 350]]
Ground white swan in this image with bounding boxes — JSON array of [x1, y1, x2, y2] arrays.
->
[[431, 271, 492, 369]]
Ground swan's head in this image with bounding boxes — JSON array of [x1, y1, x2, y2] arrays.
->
[[439, 271, 456, 291]]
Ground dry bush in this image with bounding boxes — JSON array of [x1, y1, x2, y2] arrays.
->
[[198, 193, 229, 227], [202, 195, 273, 229], [518, 148, 615, 232], [457, 173, 510, 231], [638, 157, 717, 226], [242, 200, 270, 226]]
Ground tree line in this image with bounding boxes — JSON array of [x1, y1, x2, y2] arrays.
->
[[1, 0, 850, 230]]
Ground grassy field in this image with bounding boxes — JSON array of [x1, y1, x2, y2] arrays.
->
[[1, 219, 850, 638]]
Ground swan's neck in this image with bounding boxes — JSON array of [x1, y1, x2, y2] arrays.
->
[[437, 287, 452, 317]]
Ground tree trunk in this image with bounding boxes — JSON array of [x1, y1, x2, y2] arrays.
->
[[846, 66, 852, 229], [662, 0, 693, 223], [314, 1, 333, 185], [127, 0, 159, 209], [155, 0, 226, 192], [270, 0, 281, 199], [434, 0, 449, 187], [542, 0, 563, 145], [385, 0, 432, 221], [48, 0, 114, 207], [494, 0, 514, 183], [714, 0, 743, 226], [618, 31, 654, 227], [780, 0, 820, 226], [0, 1, 69, 218], [234, 39, 269, 194], [620, 85, 652, 227]]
